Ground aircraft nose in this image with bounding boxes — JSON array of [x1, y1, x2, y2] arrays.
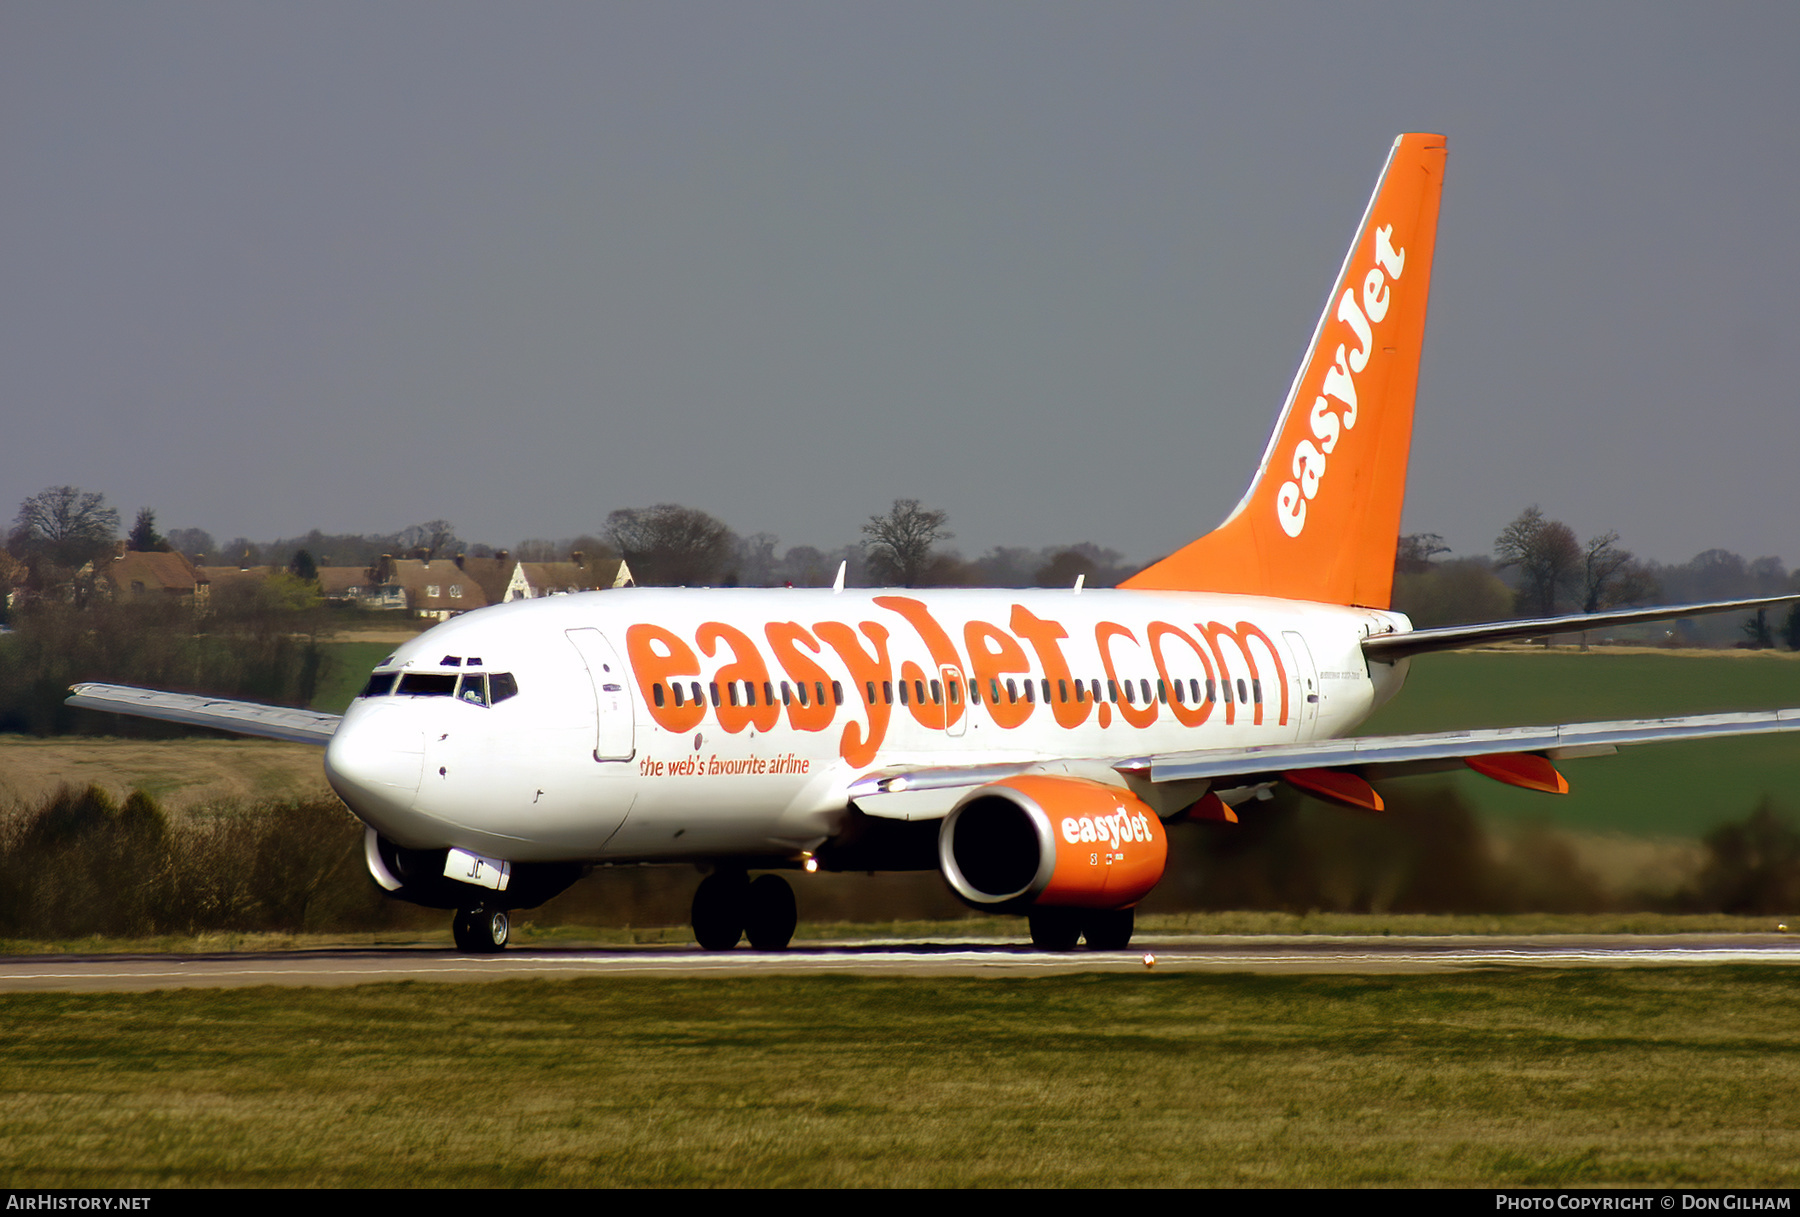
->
[[325, 706, 425, 833]]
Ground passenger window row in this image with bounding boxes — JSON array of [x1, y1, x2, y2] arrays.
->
[[359, 664, 1261, 717], [648, 672, 1264, 713], [652, 679, 847, 710]]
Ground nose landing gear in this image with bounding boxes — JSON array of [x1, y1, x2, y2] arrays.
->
[[691, 871, 797, 951], [452, 907, 510, 953]]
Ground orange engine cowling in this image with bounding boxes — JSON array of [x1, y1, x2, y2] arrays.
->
[[937, 775, 1168, 910]]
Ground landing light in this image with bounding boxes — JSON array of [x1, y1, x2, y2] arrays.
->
[[803, 853, 819, 874]]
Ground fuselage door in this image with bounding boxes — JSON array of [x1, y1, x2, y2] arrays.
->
[[566, 627, 636, 762], [1281, 630, 1321, 740]]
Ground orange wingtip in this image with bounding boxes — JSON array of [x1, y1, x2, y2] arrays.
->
[[1464, 753, 1570, 795]]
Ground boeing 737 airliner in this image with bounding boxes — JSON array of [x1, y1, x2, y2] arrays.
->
[[70, 134, 1800, 953]]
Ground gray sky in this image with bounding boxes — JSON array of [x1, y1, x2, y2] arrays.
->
[[4, 3, 1797, 567]]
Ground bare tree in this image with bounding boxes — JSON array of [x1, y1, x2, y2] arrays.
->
[[221, 538, 261, 569], [399, 519, 458, 562], [164, 527, 215, 564], [9, 486, 120, 574], [1581, 531, 1658, 613], [1494, 506, 1581, 617], [605, 504, 734, 586], [862, 499, 952, 587], [567, 534, 619, 565], [1034, 544, 1133, 589], [1392, 556, 1514, 627], [1396, 532, 1450, 576]]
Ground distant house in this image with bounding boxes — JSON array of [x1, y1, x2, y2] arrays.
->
[[507, 554, 634, 601], [381, 557, 490, 621], [450, 553, 520, 606], [317, 566, 405, 611], [197, 564, 270, 599], [449, 551, 634, 605], [98, 550, 210, 611]]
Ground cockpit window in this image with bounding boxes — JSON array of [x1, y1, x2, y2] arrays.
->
[[359, 672, 397, 699], [397, 673, 458, 697], [490, 672, 519, 704], [457, 673, 488, 706]]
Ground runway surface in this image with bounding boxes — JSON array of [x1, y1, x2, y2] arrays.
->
[[3, 934, 1798, 992]]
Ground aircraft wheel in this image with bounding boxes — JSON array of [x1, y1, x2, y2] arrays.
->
[[691, 871, 747, 951], [452, 907, 509, 953], [1027, 908, 1082, 951], [1083, 907, 1135, 951], [743, 874, 797, 951]]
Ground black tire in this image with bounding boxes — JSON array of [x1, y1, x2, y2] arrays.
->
[[743, 874, 797, 951], [1028, 908, 1082, 951], [1083, 907, 1134, 951], [691, 871, 747, 951], [454, 908, 509, 953], [481, 909, 510, 952]]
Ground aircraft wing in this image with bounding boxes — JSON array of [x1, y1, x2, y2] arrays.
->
[[1363, 594, 1799, 661], [65, 683, 342, 745], [848, 707, 1800, 810], [1137, 709, 1800, 782]]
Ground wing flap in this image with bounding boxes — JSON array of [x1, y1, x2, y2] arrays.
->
[[66, 683, 341, 746]]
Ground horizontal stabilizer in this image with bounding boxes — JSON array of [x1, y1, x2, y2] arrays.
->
[[1363, 594, 1800, 661], [65, 683, 341, 745]]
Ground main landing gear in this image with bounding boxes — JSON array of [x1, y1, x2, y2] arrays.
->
[[691, 871, 798, 951], [1027, 906, 1135, 951], [452, 906, 510, 954]]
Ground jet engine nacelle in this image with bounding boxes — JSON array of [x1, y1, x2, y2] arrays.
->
[[937, 775, 1168, 910]]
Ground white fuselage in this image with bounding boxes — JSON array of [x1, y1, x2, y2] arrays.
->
[[324, 587, 1410, 864]]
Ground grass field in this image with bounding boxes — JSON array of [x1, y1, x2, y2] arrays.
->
[[1360, 648, 1800, 837], [311, 639, 399, 714], [0, 735, 328, 812], [3, 969, 1798, 1187]]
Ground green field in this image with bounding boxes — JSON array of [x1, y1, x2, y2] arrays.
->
[[1357, 650, 1800, 837], [3, 969, 1798, 1187], [311, 641, 397, 714]]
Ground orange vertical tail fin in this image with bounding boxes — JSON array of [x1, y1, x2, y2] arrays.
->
[[1123, 133, 1447, 608]]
